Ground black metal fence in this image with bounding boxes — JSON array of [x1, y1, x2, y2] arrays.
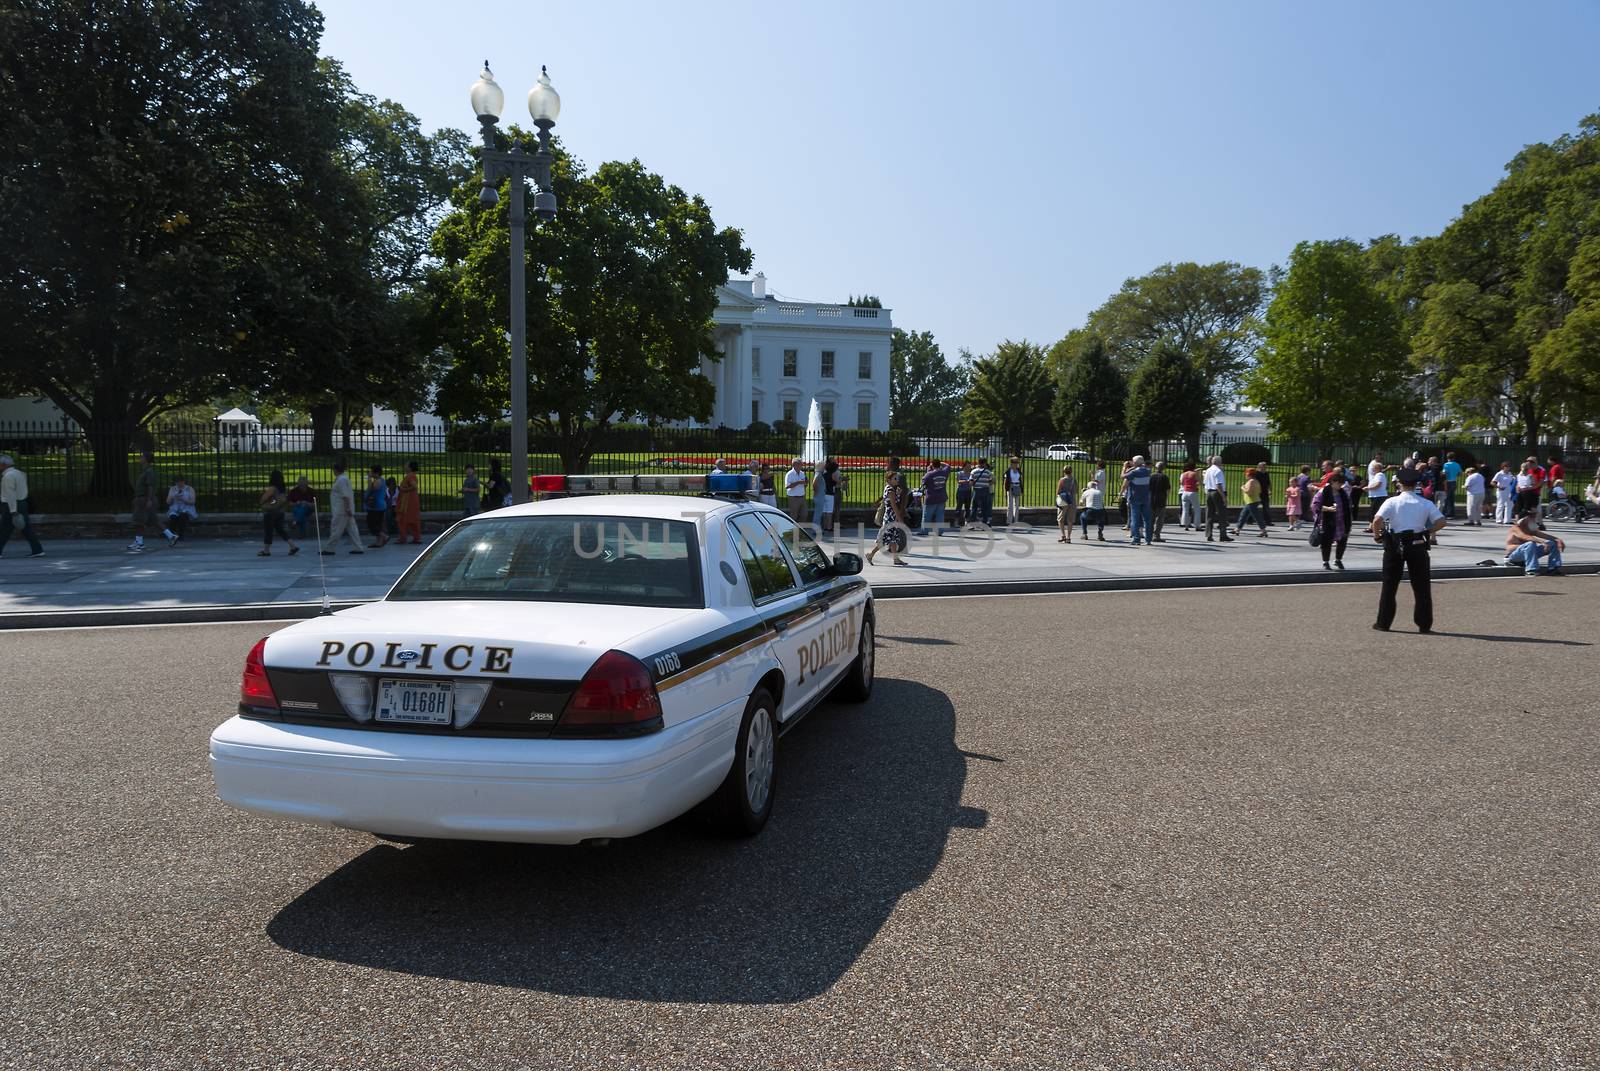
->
[[3, 418, 1596, 515]]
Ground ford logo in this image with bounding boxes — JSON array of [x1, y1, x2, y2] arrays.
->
[[396, 649, 421, 663]]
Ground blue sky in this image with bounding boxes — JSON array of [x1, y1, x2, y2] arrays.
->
[[315, 0, 1599, 360]]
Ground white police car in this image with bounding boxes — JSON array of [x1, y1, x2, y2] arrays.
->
[[209, 475, 874, 844]]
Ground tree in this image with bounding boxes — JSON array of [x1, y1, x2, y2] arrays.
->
[[888, 328, 970, 434], [265, 66, 472, 452], [1051, 334, 1127, 450], [846, 294, 883, 308], [1246, 240, 1419, 451], [1124, 339, 1211, 446], [1531, 234, 1600, 434], [1067, 262, 1266, 418], [0, 0, 353, 495], [959, 340, 1054, 455], [1409, 113, 1600, 449], [427, 143, 752, 470]]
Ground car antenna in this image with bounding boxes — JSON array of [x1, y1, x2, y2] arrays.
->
[[313, 499, 332, 614]]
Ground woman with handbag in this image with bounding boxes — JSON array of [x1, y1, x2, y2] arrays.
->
[[866, 471, 909, 567], [1055, 466, 1078, 543], [1309, 469, 1351, 570]]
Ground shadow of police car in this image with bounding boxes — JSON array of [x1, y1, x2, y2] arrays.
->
[[266, 677, 982, 1004]]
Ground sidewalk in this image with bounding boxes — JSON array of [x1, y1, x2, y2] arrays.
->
[[2, 519, 1595, 627]]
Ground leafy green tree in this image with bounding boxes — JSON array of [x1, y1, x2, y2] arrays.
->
[[1531, 234, 1600, 430], [1066, 262, 1266, 417], [266, 66, 472, 452], [1051, 334, 1127, 450], [846, 294, 883, 308], [0, 0, 350, 495], [959, 340, 1054, 455], [1410, 113, 1600, 448], [1246, 240, 1419, 450], [889, 328, 970, 434], [1124, 339, 1211, 446], [427, 142, 752, 470]]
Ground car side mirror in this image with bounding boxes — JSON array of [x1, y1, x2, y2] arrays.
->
[[830, 551, 864, 576]]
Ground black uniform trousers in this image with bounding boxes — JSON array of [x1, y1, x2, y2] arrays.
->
[[1376, 533, 1432, 631], [1205, 491, 1230, 540]]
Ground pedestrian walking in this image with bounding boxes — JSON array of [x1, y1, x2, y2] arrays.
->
[[1504, 513, 1565, 576], [1178, 462, 1201, 530], [128, 451, 161, 552], [1002, 456, 1025, 526], [1055, 466, 1078, 542], [365, 466, 390, 548], [1370, 467, 1445, 633], [460, 464, 481, 516], [1492, 461, 1516, 524], [1344, 459, 1364, 520], [1364, 457, 1389, 523], [1123, 455, 1154, 546], [1514, 460, 1538, 519], [757, 463, 778, 507], [384, 476, 400, 538], [1284, 476, 1303, 531], [258, 470, 300, 557], [1461, 466, 1485, 526], [1203, 455, 1232, 542], [970, 458, 995, 527], [784, 458, 807, 520], [917, 458, 951, 536], [323, 462, 363, 554], [953, 462, 973, 528], [1079, 479, 1107, 541], [395, 461, 422, 544], [1255, 464, 1273, 526], [865, 471, 909, 567], [1117, 458, 1133, 530], [288, 476, 316, 537], [1309, 470, 1352, 570], [1233, 467, 1268, 537], [816, 459, 843, 539], [0, 454, 44, 558], [1149, 461, 1171, 542], [164, 475, 197, 543]]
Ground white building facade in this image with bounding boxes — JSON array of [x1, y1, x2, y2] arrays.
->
[[701, 274, 892, 431]]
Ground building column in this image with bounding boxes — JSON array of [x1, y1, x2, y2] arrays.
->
[[736, 325, 753, 428]]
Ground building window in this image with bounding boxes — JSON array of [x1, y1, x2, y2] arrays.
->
[[820, 402, 834, 429], [751, 346, 760, 376], [783, 349, 798, 377], [397, 412, 415, 432], [820, 350, 835, 378], [857, 402, 872, 429], [858, 352, 873, 379], [751, 399, 760, 426], [782, 400, 797, 424]]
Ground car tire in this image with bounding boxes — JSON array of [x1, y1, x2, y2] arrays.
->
[[712, 688, 777, 836], [833, 611, 875, 703]]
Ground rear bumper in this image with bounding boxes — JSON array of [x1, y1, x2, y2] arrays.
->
[[209, 703, 741, 844]]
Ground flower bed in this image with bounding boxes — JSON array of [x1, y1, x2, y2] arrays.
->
[[649, 455, 955, 473]]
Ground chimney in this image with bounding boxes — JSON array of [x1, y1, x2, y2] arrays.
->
[[752, 272, 766, 300]]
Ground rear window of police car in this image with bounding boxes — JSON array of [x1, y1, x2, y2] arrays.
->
[[389, 516, 702, 608]]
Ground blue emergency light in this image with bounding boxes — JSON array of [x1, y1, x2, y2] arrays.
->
[[706, 472, 756, 495]]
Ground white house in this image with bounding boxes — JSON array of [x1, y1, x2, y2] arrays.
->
[[701, 273, 892, 431]]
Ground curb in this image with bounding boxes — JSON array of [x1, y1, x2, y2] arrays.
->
[[2, 563, 1593, 629]]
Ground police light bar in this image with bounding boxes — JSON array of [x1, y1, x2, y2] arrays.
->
[[528, 473, 711, 495], [707, 473, 756, 495]]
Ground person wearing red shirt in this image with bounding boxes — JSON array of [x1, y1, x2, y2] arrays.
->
[[1546, 455, 1566, 502], [1178, 462, 1202, 529]]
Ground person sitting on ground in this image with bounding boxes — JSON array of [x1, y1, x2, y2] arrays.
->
[[1505, 513, 1564, 576], [164, 475, 197, 544]]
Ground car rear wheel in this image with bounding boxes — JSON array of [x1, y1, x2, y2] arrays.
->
[[712, 688, 777, 836], [833, 612, 875, 703]]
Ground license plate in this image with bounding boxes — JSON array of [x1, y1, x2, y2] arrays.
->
[[375, 679, 454, 725]]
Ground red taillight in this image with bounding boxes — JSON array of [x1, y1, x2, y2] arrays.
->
[[240, 637, 278, 709], [559, 650, 662, 729]]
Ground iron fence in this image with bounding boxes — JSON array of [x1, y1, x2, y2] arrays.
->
[[3, 418, 1596, 515]]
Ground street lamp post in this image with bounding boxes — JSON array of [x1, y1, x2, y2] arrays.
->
[[470, 62, 561, 505]]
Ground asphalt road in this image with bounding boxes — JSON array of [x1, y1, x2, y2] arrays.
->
[[2, 578, 1597, 1070]]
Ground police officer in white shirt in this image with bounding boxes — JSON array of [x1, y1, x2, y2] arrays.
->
[[1369, 466, 1446, 633]]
